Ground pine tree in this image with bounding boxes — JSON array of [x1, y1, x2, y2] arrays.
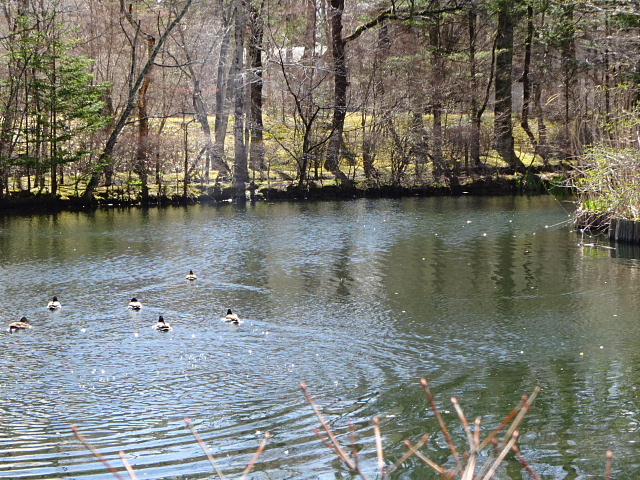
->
[[1, 8, 109, 197]]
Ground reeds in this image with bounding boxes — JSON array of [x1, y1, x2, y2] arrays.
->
[[74, 378, 616, 479]]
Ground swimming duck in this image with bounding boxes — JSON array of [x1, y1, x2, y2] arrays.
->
[[47, 296, 61, 310], [153, 315, 172, 332], [186, 270, 197, 281], [128, 297, 142, 310], [222, 309, 241, 324], [8, 317, 31, 333]]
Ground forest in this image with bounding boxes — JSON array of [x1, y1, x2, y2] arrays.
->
[[0, 0, 639, 205]]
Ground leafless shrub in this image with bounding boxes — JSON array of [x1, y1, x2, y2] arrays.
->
[[302, 379, 541, 479], [74, 379, 616, 479]]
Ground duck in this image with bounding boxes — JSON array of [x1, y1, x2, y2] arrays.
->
[[222, 309, 242, 324], [8, 317, 31, 333], [47, 296, 62, 310], [185, 270, 197, 281], [128, 297, 142, 310], [153, 315, 172, 332]]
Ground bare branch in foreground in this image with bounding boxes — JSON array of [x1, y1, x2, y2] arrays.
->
[[373, 416, 385, 478], [512, 444, 543, 480], [605, 450, 614, 480], [305, 379, 545, 479], [76, 380, 615, 479], [240, 431, 270, 480], [119, 451, 139, 480], [421, 378, 461, 466], [349, 422, 361, 471], [301, 382, 368, 477], [386, 434, 429, 476], [184, 416, 226, 479], [71, 425, 128, 480]]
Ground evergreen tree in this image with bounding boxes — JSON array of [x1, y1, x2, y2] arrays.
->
[[1, 8, 109, 197], [36, 28, 110, 196]]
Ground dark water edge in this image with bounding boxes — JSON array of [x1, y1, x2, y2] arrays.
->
[[0, 173, 567, 214]]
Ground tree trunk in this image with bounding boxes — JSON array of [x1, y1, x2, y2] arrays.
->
[[468, 9, 481, 168], [533, 83, 548, 157], [360, 24, 388, 183], [520, 5, 537, 160], [231, 2, 248, 200], [134, 36, 154, 203], [192, 77, 224, 181], [520, 4, 548, 166], [213, 19, 233, 178], [429, 14, 445, 177], [0, 0, 29, 197], [494, 1, 525, 172], [248, 2, 265, 179], [325, 0, 348, 183], [50, 47, 58, 198], [559, 3, 577, 154], [301, 0, 320, 184], [0, 83, 19, 199]]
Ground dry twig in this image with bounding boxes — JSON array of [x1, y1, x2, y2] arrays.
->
[[71, 425, 128, 480], [74, 418, 269, 480], [184, 416, 226, 479], [404, 437, 449, 476], [421, 378, 461, 467], [239, 431, 270, 480], [305, 379, 544, 479], [605, 450, 613, 480], [119, 451, 138, 480], [386, 434, 429, 476], [349, 422, 361, 470], [512, 444, 542, 480], [373, 416, 386, 478], [478, 393, 528, 450], [301, 382, 368, 477]]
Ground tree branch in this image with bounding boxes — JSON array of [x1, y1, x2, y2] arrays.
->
[[344, 3, 465, 43]]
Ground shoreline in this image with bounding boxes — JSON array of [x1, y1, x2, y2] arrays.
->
[[0, 173, 564, 215]]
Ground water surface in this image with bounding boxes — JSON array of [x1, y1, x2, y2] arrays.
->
[[0, 196, 638, 479]]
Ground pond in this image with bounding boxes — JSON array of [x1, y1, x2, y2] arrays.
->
[[0, 196, 638, 479]]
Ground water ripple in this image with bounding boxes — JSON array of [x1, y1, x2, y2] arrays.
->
[[2, 198, 640, 479]]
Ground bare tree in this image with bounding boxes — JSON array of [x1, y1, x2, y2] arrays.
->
[[82, 0, 193, 201], [176, 4, 231, 183]]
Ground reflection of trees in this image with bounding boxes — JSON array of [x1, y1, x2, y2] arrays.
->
[[259, 201, 390, 311]]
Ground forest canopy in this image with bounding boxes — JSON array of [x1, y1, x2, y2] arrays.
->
[[0, 0, 639, 202]]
